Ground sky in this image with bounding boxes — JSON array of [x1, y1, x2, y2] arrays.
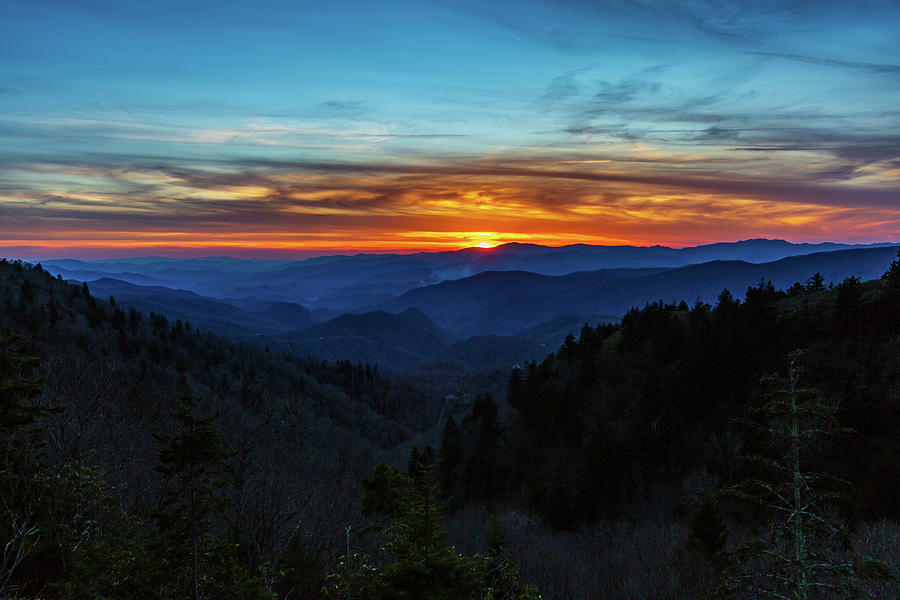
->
[[2, 0, 899, 258]]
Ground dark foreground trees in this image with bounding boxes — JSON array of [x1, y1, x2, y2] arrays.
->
[[0, 326, 269, 598], [1, 329, 154, 598], [153, 393, 268, 600], [715, 352, 895, 599], [324, 462, 540, 600]]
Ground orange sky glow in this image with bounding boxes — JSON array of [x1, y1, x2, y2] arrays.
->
[[4, 147, 898, 258], [6, 162, 898, 258]]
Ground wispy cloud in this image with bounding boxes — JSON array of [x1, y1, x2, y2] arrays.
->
[[3, 149, 899, 254], [746, 51, 900, 75]]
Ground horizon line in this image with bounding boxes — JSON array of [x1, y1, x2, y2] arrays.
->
[[5, 237, 900, 262]]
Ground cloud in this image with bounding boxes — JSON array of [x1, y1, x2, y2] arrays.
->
[[746, 51, 900, 75], [6, 148, 899, 236], [540, 73, 582, 107]]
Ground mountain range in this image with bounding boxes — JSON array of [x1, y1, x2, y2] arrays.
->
[[35, 239, 900, 370], [37, 239, 894, 310]]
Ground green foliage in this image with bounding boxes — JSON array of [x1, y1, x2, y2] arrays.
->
[[689, 496, 727, 565], [0, 328, 59, 431], [834, 276, 863, 337], [0, 336, 165, 599], [36, 463, 166, 600], [274, 531, 328, 600], [5, 255, 900, 598], [881, 250, 900, 285], [376, 465, 476, 599], [438, 416, 462, 499], [325, 464, 540, 600], [153, 393, 261, 600], [361, 462, 412, 520], [715, 353, 896, 599], [805, 272, 826, 292]]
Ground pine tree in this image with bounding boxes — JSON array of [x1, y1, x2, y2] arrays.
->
[[360, 462, 411, 520], [407, 447, 422, 479], [879, 250, 900, 330], [833, 276, 862, 337], [716, 351, 895, 599], [0, 328, 58, 431], [805, 272, 826, 292], [506, 366, 524, 410], [153, 393, 233, 600], [438, 416, 461, 497], [376, 464, 475, 599], [883, 249, 900, 283], [325, 464, 540, 600], [463, 394, 502, 501]]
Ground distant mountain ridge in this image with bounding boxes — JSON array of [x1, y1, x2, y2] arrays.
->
[[30, 241, 900, 370], [377, 246, 900, 337], [37, 239, 896, 311], [276, 308, 452, 369], [85, 277, 318, 337]]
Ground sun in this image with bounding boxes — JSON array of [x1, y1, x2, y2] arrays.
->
[[474, 241, 497, 249]]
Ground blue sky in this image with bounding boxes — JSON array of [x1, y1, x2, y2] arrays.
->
[[2, 0, 899, 256]]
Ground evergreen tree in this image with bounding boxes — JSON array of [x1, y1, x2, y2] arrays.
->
[[407, 447, 421, 479], [153, 393, 234, 600], [468, 393, 499, 451], [716, 352, 895, 599], [882, 249, 900, 286], [463, 394, 502, 501], [689, 496, 727, 567], [879, 250, 900, 330], [805, 272, 826, 292], [0, 330, 51, 431], [833, 276, 862, 337], [360, 462, 411, 520], [438, 416, 461, 497], [506, 366, 524, 410], [0, 329, 48, 595], [325, 464, 539, 600], [376, 464, 475, 599]]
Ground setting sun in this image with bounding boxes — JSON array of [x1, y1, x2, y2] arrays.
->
[[474, 241, 497, 249]]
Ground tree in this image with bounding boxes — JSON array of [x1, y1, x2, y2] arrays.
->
[[833, 276, 862, 337], [325, 464, 540, 600], [0, 328, 58, 431], [805, 272, 826, 293], [506, 367, 524, 410], [716, 351, 894, 599], [0, 331, 152, 599], [463, 394, 502, 501], [376, 464, 475, 599], [153, 393, 234, 600], [881, 249, 900, 285], [361, 462, 412, 521], [0, 329, 49, 596], [879, 250, 900, 330], [438, 416, 461, 498]]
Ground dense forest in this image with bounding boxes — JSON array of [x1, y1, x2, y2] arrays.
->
[[2, 255, 900, 598]]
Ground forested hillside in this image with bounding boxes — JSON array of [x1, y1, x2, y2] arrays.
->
[[0, 259, 531, 599], [421, 256, 900, 597], [3, 255, 900, 599]]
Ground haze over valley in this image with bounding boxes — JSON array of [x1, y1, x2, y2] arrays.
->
[[35, 239, 900, 370]]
